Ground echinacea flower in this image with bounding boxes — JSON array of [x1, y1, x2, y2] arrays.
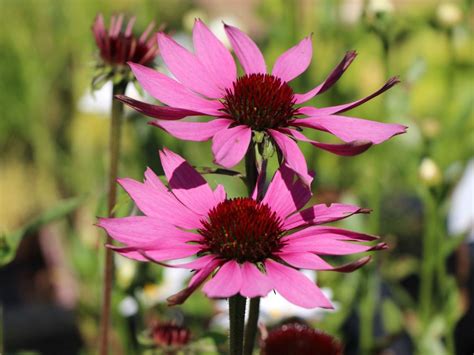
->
[[261, 323, 343, 355], [97, 149, 386, 309], [150, 322, 191, 348], [116, 20, 407, 186], [92, 13, 159, 88]]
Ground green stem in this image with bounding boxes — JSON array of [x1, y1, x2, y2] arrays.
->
[[99, 80, 128, 355], [229, 294, 247, 355], [245, 144, 258, 196], [243, 297, 260, 355]]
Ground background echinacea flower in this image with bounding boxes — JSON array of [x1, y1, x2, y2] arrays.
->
[[97, 148, 387, 309], [116, 19, 407, 186], [92, 13, 159, 89]]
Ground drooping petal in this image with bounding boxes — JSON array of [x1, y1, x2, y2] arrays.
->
[[239, 262, 273, 298], [294, 51, 357, 104], [224, 23, 266, 74], [283, 226, 379, 243], [115, 95, 204, 120], [117, 177, 203, 229], [159, 148, 220, 214], [151, 118, 233, 142], [292, 115, 407, 144], [276, 251, 333, 270], [272, 36, 312, 82], [211, 125, 252, 168], [299, 77, 400, 116], [128, 62, 223, 115], [262, 164, 311, 219], [286, 127, 373, 156], [265, 260, 333, 309], [202, 261, 242, 298], [284, 203, 368, 230], [268, 129, 313, 187], [120, 244, 202, 262], [193, 19, 237, 90], [157, 33, 223, 98]]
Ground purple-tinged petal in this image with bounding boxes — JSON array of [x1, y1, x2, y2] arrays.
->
[[239, 262, 273, 298], [292, 115, 407, 144], [283, 235, 386, 255], [117, 177, 203, 229], [268, 129, 313, 187], [212, 125, 252, 168], [203, 261, 242, 298], [285, 127, 373, 156], [115, 95, 204, 120], [151, 118, 232, 142], [128, 62, 223, 115], [213, 184, 226, 203], [283, 226, 379, 243], [276, 251, 333, 270], [224, 23, 266, 74], [272, 36, 312, 82], [262, 164, 311, 219], [193, 19, 237, 90], [134, 244, 202, 262], [167, 257, 222, 306], [284, 203, 369, 230], [331, 256, 372, 273], [157, 33, 223, 98], [159, 148, 220, 214], [265, 260, 333, 309], [294, 51, 357, 104]]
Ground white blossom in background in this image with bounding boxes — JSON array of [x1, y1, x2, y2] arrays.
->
[[419, 157, 442, 187], [339, 0, 364, 25], [437, 2, 463, 28]]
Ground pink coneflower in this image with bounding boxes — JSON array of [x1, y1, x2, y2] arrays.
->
[[97, 149, 386, 309], [116, 20, 406, 186], [150, 322, 191, 348]]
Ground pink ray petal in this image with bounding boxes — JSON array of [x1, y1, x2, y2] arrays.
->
[[292, 115, 407, 144], [157, 33, 223, 98], [151, 118, 233, 142], [283, 237, 386, 255], [159, 148, 220, 214], [115, 95, 204, 120], [276, 251, 333, 270], [203, 260, 243, 298], [167, 257, 222, 306], [272, 35, 312, 82], [294, 50, 357, 104], [212, 125, 252, 168], [128, 62, 223, 115], [283, 226, 379, 243], [224, 23, 266, 74], [265, 260, 333, 309], [239, 262, 273, 298], [193, 19, 237, 90], [268, 129, 313, 187], [117, 177, 203, 229], [285, 127, 373, 156], [262, 164, 311, 219], [284, 203, 368, 230], [117, 243, 202, 262], [213, 184, 226, 203]]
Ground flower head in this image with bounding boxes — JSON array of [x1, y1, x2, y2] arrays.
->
[[261, 323, 343, 355], [97, 149, 386, 308], [92, 14, 158, 88], [116, 20, 406, 186], [150, 322, 191, 348]]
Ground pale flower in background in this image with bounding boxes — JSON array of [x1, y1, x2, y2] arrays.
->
[[339, 0, 364, 25], [419, 157, 442, 187], [437, 2, 463, 28]]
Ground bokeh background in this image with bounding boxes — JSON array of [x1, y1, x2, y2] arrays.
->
[[0, 0, 473, 354]]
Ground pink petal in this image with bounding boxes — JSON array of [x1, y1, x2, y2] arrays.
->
[[262, 164, 311, 219], [268, 129, 313, 187], [128, 62, 223, 115], [239, 262, 273, 298], [193, 19, 237, 90], [284, 203, 367, 230], [283, 226, 379, 243], [292, 115, 407, 144], [151, 118, 232, 142], [294, 50, 357, 104], [272, 36, 312, 82], [276, 251, 333, 270], [157, 33, 223, 98], [159, 148, 219, 214], [202, 261, 242, 298], [213, 184, 226, 203], [129, 244, 202, 262], [300, 77, 400, 116], [286, 127, 373, 156], [224, 23, 266, 74], [117, 177, 202, 229], [115, 95, 204, 120], [212, 125, 252, 168], [265, 260, 333, 309]]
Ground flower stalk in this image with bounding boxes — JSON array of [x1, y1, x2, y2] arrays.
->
[[99, 80, 128, 355], [229, 294, 247, 355]]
